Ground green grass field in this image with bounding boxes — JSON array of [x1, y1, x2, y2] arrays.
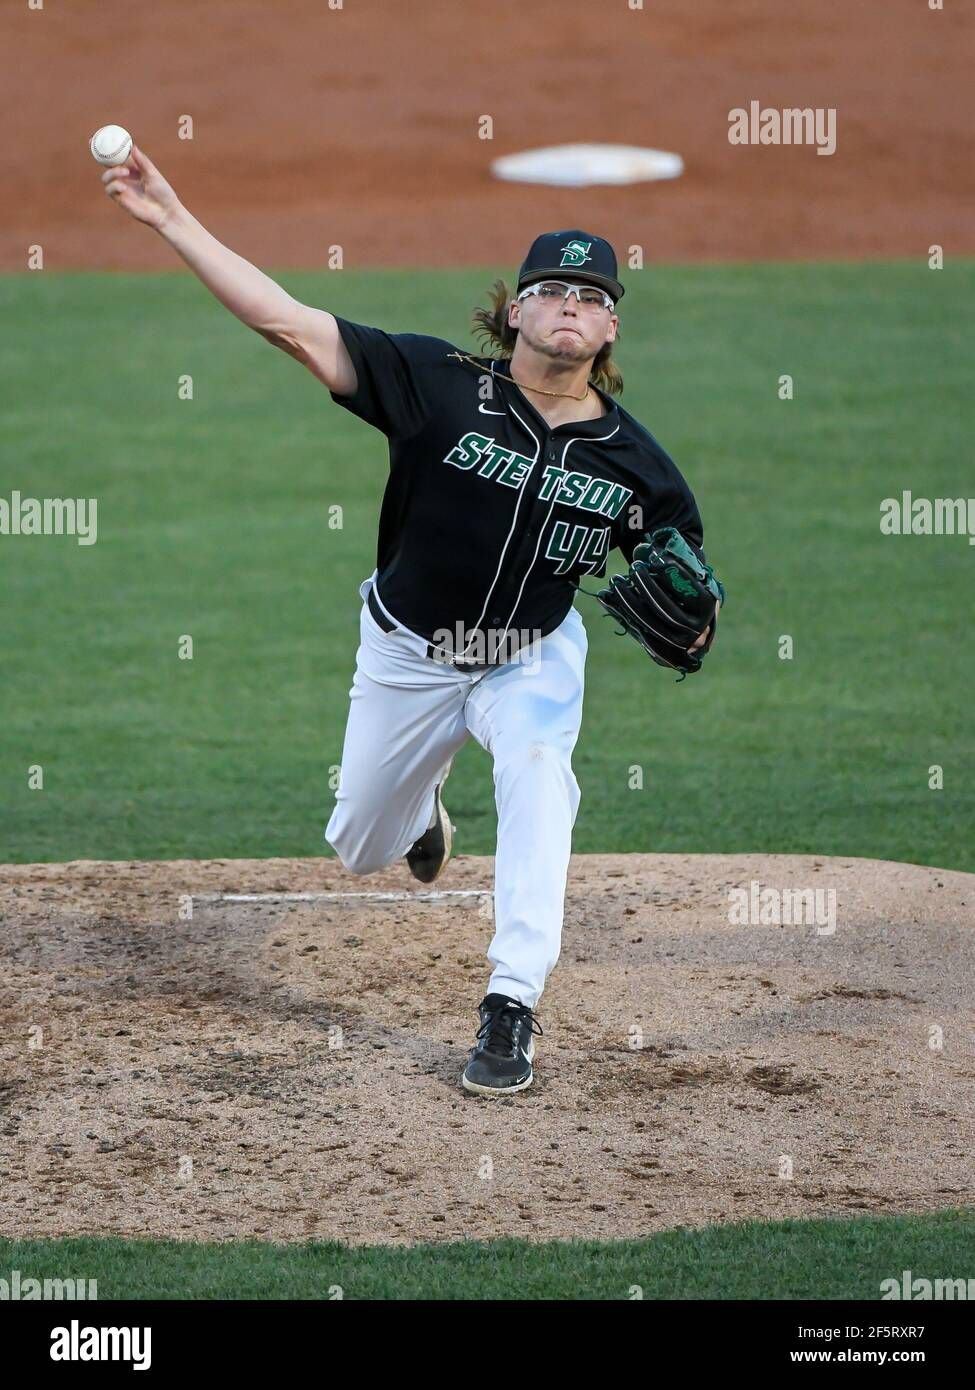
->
[[1, 263, 972, 1298], [3, 1210, 973, 1300], [1, 262, 973, 868]]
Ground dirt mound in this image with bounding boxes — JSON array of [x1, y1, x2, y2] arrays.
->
[[1, 853, 972, 1246]]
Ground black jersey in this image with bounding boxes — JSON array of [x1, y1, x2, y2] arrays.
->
[[329, 317, 706, 647]]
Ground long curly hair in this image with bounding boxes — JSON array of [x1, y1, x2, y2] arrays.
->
[[471, 279, 623, 396]]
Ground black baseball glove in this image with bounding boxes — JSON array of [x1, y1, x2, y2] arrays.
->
[[588, 526, 726, 678]]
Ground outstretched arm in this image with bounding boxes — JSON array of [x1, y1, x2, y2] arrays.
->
[[100, 144, 356, 394]]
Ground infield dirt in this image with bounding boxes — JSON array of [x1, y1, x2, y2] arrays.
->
[[1, 853, 972, 1246], [4, 0, 972, 272]]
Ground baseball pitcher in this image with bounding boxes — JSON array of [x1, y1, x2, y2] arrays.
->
[[102, 147, 723, 1097]]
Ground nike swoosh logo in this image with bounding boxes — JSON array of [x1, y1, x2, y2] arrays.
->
[[478, 402, 506, 415]]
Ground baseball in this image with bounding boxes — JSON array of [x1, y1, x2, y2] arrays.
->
[[89, 124, 132, 166]]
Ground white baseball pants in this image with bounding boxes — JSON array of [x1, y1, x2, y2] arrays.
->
[[324, 572, 588, 1007]]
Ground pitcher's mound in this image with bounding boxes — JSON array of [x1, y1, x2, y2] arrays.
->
[[1, 853, 972, 1245]]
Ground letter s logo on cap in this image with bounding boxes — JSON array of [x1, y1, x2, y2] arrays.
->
[[559, 239, 592, 268]]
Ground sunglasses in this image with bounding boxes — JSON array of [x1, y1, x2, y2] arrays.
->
[[517, 280, 615, 311]]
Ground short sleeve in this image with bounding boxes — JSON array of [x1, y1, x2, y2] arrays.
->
[[328, 317, 447, 440]]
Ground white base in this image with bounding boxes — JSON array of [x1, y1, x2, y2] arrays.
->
[[491, 142, 684, 187]]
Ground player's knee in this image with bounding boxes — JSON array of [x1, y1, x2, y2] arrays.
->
[[326, 828, 386, 872], [495, 739, 579, 813], [498, 736, 570, 772], [332, 838, 391, 876], [337, 850, 386, 872], [325, 821, 388, 876]]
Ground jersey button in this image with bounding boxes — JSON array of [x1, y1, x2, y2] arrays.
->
[[490, 615, 502, 626]]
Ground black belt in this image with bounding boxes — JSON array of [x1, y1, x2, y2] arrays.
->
[[367, 585, 491, 670]]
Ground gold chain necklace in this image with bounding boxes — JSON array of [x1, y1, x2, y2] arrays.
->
[[447, 352, 591, 402]]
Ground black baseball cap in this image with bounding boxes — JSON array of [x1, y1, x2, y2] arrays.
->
[[517, 230, 624, 302]]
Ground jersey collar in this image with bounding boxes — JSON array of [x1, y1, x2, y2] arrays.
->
[[488, 361, 620, 436]]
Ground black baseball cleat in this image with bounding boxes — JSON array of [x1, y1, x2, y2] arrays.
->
[[405, 767, 453, 884], [462, 993, 543, 1097]]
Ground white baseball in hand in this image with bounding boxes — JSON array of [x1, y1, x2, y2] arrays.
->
[[90, 125, 133, 166]]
